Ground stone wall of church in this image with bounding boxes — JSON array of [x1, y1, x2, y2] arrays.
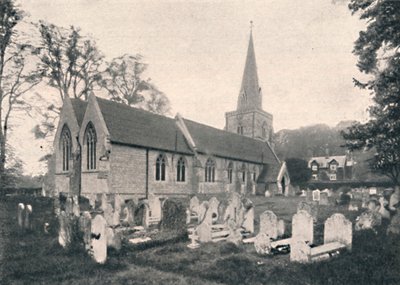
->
[[55, 174, 69, 195]]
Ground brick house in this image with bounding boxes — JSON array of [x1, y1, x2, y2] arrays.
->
[[51, 31, 289, 199], [308, 155, 354, 181]]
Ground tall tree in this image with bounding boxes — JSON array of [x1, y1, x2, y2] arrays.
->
[[101, 54, 170, 115], [343, 0, 400, 186], [0, 0, 42, 185], [285, 158, 312, 187], [33, 21, 104, 139]]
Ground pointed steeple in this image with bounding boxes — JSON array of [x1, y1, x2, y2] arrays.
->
[[237, 25, 262, 111]]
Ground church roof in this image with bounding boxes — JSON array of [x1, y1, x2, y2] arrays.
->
[[71, 99, 88, 126], [237, 31, 262, 111], [71, 97, 279, 165]]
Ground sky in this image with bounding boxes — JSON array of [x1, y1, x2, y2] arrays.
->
[[11, 0, 370, 175]]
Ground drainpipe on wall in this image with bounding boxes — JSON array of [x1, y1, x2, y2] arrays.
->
[[76, 135, 82, 197], [146, 149, 149, 199]]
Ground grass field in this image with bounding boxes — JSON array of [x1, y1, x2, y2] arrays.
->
[[1, 195, 399, 285]]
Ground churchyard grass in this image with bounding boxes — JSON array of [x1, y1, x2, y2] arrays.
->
[[1, 195, 399, 285]]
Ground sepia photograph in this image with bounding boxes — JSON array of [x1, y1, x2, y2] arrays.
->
[[1, 0, 399, 284]]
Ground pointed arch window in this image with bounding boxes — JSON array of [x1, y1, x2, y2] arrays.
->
[[262, 124, 267, 138], [85, 122, 97, 170], [60, 125, 72, 171], [237, 125, 244, 135], [227, 162, 233, 184], [177, 157, 186, 182], [205, 158, 216, 183], [241, 163, 246, 183], [156, 154, 167, 181]]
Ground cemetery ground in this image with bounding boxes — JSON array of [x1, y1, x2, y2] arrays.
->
[[1, 195, 400, 285]]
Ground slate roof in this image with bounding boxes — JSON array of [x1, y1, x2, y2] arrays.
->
[[71, 99, 88, 127], [308, 156, 348, 168], [70, 97, 279, 165], [257, 162, 282, 183]]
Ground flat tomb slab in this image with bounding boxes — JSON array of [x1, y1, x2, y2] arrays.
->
[[310, 242, 346, 257]]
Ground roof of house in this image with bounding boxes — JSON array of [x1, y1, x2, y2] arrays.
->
[[308, 156, 348, 168], [70, 96, 279, 165]]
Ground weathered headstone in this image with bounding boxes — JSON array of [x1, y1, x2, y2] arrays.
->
[[242, 206, 254, 233], [161, 199, 187, 233], [292, 210, 314, 244], [324, 213, 352, 250], [348, 202, 359, 212], [355, 211, 382, 231], [79, 211, 92, 251], [17, 203, 25, 228], [65, 196, 73, 216], [196, 220, 211, 242], [387, 212, 400, 235], [254, 233, 272, 255], [306, 190, 313, 202], [24, 204, 32, 230], [300, 190, 306, 197], [297, 201, 318, 222], [126, 200, 136, 226], [290, 238, 310, 263], [277, 219, 285, 237], [101, 193, 108, 212], [105, 227, 122, 250], [198, 201, 208, 223], [91, 214, 107, 264], [389, 191, 399, 211], [148, 194, 162, 221], [54, 198, 61, 216], [367, 199, 380, 212], [312, 190, 321, 202], [208, 197, 220, 223], [319, 192, 329, 206], [58, 211, 71, 248], [89, 193, 96, 209], [259, 210, 278, 240], [72, 195, 80, 217], [103, 201, 114, 226], [226, 219, 242, 245], [189, 196, 200, 212], [378, 197, 390, 219], [369, 187, 377, 195]]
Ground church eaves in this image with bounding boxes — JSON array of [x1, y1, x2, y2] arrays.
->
[[237, 31, 262, 111]]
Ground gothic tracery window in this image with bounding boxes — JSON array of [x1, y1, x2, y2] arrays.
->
[[156, 154, 167, 181], [60, 125, 72, 171], [227, 162, 233, 184], [205, 158, 215, 182], [177, 156, 186, 182], [85, 122, 97, 170]]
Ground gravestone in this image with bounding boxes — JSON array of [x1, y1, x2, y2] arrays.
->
[[242, 206, 254, 233], [369, 187, 377, 195], [277, 219, 285, 237], [254, 233, 271, 255], [227, 219, 242, 245], [112, 195, 123, 226], [306, 190, 313, 202], [355, 211, 382, 231], [265, 190, 272, 197], [259, 210, 278, 240], [148, 194, 162, 221], [24, 204, 32, 230], [319, 192, 329, 206], [101, 193, 108, 212], [208, 197, 220, 223], [387, 212, 400, 235], [65, 196, 73, 216], [297, 201, 318, 222], [58, 211, 71, 248], [312, 190, 320, 202], [292, 210, 314, 244], [72, 195, 80, 217], [196, 220, 211, 242], [389, 191, 399, 211], [300, 190, 306, 197], [324, 213, 352, 250], [378, 197, 390, 219], [197, 201, 209, 223], [91, 214, 107, 264], [367, 199, 380, 212], [103, 201, 114, 226], [290, 238, 310, 263], [189, 196, 200, 212], [348, 202, 359, 212], [105, 227, 122, 250], [125, 200, 136, 226], [79, 211, 92, 251], [53, 198, 61, 216], [224, 192, 243, 223], [17, 203, 24, 228], [161, 199, 187, 233], [89, 193, 96, 209]]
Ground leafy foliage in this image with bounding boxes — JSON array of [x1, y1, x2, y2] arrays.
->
[[285, 158, 312, 187], [343, 0, 400, 185], [101, 54, 170, 115]]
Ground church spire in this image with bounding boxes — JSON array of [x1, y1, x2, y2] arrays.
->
[[237, 23, 262, 111]]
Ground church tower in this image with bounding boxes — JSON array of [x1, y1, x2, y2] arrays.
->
[[225, 27, 274, 143]]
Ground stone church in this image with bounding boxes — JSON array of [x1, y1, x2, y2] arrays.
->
[[51, 31, 290, 199]]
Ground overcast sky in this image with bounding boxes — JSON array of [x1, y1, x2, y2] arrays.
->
[[13, 0, 370, 174]]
